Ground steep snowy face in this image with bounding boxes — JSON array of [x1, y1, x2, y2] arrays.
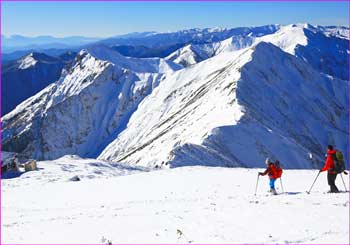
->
[[257, 24, 349, 80], [99, 42, 348, 169], [98, 47, 249, 167], [2, 50, 171, 160], [194, 42, 348, 169], [165, 35, 255, 67], [294, 28, 349, 80]]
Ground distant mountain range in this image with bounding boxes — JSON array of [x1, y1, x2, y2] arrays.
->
[[1, 35, 101, 53]]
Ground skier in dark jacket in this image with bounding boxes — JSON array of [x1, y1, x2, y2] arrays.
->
[[320, 145, 339, 193], [259, 158, 279, 195]]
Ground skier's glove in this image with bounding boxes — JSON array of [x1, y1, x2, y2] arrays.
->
[[258, 172, 263, 176], [343, 171, 348, 175]]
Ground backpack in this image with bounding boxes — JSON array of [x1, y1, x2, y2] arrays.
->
[[333, 150, 345, 174], [274, 160, 283, 178]]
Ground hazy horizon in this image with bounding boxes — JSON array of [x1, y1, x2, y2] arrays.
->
[[2, 22, 349, 40], [2, 2, 349, 38]]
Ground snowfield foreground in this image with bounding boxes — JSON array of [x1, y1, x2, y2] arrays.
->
[[2, 157, 349, 244]]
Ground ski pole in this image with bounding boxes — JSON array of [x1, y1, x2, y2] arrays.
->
[[254, 173, 260, 196], [307, 171, 321, 194], [340, 173, 347, 192], [280, 177, 284, 193]]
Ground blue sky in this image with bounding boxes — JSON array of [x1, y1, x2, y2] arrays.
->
[[2, 1, 349, 38]]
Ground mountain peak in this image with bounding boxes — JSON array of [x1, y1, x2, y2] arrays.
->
[[18, 53, 38, 69], [17, 52, 61, 69], [251, 41, 285, 56], [303, 23, 316, 30]]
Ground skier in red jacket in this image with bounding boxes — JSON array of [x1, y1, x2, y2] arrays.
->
[[259, 158, 279, 195], [320, 145, 339, 193]]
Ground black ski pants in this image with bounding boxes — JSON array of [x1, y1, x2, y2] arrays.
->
[[327, 172, 339, 192]]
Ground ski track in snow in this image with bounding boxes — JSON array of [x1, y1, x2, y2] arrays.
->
[[2, 159, 349, 244]]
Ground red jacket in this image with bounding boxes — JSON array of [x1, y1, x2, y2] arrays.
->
[[321, 149, 337, 173], [261, 163, 280, 179]]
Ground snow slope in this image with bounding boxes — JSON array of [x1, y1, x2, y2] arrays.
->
[[2, 163, 349, 244], [2, 47, 181, 160], [1, 155, 146, 187], [99, 42, 348, 169]]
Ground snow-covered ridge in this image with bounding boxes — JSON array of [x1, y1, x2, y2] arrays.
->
[[99, 42, 348, 169], [85, 45, 183, 73]]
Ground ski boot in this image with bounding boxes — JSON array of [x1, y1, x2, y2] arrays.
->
[[270, 188, 278, 195]]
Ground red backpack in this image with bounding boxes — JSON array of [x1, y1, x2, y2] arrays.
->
[[274, 160, 283, 178]]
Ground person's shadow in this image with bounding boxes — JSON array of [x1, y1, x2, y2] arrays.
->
[[283, 192, 303, 195], [1, 171, 25, 179], [1, 168, 44, 179]]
